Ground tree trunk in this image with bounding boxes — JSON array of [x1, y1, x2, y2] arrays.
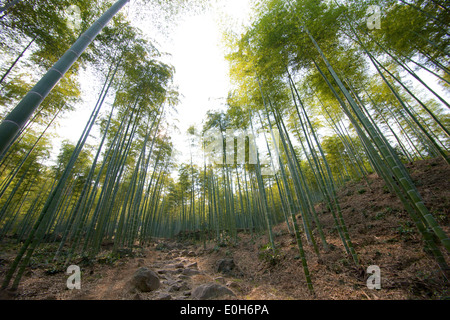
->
[[0, 0, 130, 157]]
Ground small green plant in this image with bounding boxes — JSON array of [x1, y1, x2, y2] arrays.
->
[[357, 188, 366, 194], [218, 241, 227, 248], [374, 212, 385, 220], [327, 225, 340, 234], [373, 206, 395, 220], [155, 243, 167, 251], [361, 210, 368, 219], [397, 221, 415, 239], [44, 265, 64, 275], [97, 252, 119, 265], [258, 243, 282, 266], [338, 258, 349, 266], [433, 211, 447, 223], [274, 230, 284, 237], [78, 254, 96, 266]]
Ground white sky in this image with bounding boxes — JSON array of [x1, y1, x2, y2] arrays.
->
[[157, 0, 253, 165], [165, 12, 232, 164]]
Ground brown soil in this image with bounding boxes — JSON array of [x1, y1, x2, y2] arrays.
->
[[0, 158, 449, 300]]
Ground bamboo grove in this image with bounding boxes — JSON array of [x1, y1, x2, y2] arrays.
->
[[0, 0, 449, 293]]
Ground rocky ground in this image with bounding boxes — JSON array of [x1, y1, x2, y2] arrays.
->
[[0, 158, 449, 300], [0, 240, 257, 300]]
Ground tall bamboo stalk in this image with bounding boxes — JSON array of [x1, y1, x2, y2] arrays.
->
[[0, 0, 130, 157]]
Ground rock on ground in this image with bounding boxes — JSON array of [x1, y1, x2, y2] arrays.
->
[[182, 268, 201, 276], [191, 283, 235, 300], [216, 259, 236, 274], [130, 267, 160, 292], [155, 293, 172, 300]]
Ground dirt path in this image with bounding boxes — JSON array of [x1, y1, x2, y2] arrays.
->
[[4, 240, 260, 300], [3, 226, 449, 300]]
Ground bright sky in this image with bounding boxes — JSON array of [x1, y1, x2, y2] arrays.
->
[[160, 0, 253, 164], [54, 0, 253, 165], [166, 12, 232, 164]]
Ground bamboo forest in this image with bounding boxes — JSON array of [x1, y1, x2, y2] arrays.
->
[[0, 0, 449, 302]]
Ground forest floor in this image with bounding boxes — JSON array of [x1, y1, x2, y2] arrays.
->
[[0, 158, 449, 300]]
